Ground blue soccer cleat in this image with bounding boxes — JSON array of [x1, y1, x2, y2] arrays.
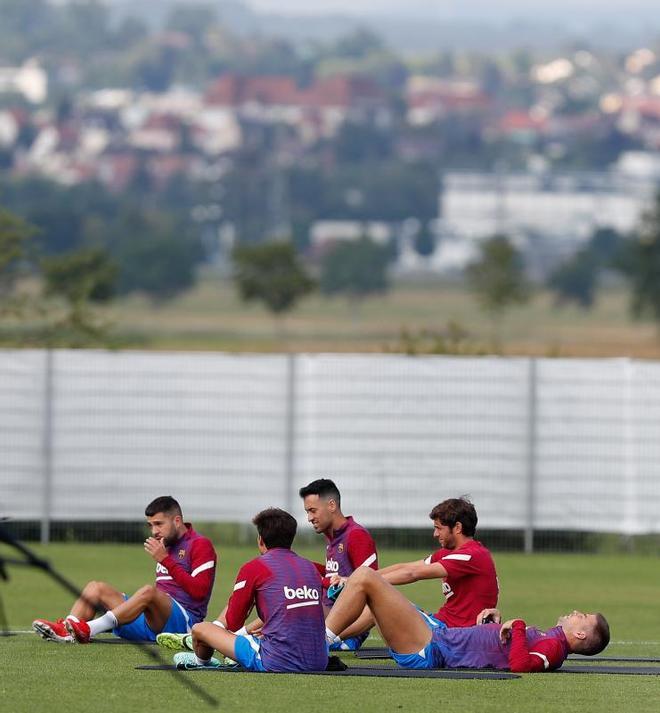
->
[[173, 652, 221, 670]]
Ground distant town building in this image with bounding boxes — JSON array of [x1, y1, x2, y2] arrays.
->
[[440, 167, 657, 243], [431, 162, 659, 274], [0, 59, 47, 104]]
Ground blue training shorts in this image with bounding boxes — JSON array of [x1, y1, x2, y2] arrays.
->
[[233, 634, 267, 672], [112, 594, 192, 642], [388, 608, 447, 670]]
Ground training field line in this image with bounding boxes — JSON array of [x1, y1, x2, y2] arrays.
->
[[4, 630, 37, 635]]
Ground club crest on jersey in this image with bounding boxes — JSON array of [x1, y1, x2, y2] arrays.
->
[[178, 549, 186, 559], [338, 544, 344, 553]]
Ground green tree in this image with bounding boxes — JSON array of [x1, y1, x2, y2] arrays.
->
[[548, 228, 625, 309], [232, 241, 315, 315], [41, 247, 117, 345], [414, 222, 435, 257], [112, 209, 201, 301], [466, 235, 530, 343], [548, 248, 598, 309], [320, 237, 390, 302], [622, 192, 660, 326], [0, 208, 35, 300]]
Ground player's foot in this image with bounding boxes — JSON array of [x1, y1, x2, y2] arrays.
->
[[173, 652, 222, 670], [156, 632, 194, 652], [32, 618, 74, 643], [64, 618, 92, 644], [329, 631, 370, 652]]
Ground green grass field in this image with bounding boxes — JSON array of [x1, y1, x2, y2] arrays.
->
[[8, 276, 660, 357], [97, 279, 659, 357], [1, 543, 659, 713]]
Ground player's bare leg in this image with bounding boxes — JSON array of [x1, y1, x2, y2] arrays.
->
[[336, 605, 375, 640], [69, 580, 126, 621], [191, 621, 238, 661], [111, 584, 173, 632], [326, 568, 432, 655]]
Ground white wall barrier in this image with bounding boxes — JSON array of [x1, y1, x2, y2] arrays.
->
[[2, 350, 659, 545]]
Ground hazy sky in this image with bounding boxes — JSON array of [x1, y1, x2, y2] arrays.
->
[[244, 0, 657, 21]]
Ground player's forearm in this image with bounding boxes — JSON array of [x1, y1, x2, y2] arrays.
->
[[380, 565, 419, 585], [162, 558, 213, 599], [507, 620, 542, 673]]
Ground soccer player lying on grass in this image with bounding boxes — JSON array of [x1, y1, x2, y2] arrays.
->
[[324, 567, 610, 672], [333, 497, 499, 642], [32, 496, 217, 644], [158, 507, 328, 672]]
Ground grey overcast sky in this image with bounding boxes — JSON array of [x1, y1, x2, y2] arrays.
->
[[244, 0, 657, 21]]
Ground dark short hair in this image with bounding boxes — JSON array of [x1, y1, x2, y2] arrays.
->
[[145, 496, 182, 518], [298, 478, 341, 507], [252, 508, 297, 549], [429, 497, 477, 537], [578, 613, 610, 656]]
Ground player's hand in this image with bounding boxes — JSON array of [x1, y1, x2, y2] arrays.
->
[[498, 619, 516, 644], [476, 608, 501, 625], [328, 575, 347, 587], [144, 536, 168, 562]]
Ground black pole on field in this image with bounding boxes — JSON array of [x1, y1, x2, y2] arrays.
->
[[0, 521, 218, 707]]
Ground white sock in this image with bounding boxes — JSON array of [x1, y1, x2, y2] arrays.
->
[[325, 626, 341, 645], [195, 654, 212, 665], [88, 611, 119, 637]]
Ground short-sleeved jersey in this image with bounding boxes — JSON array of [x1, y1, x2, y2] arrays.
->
[[424, 539, 498, 627], [431, 621, 570, 672], [155, 524, 217, 623], [225, 548, 328, 672], [323, 516, 378, 608]]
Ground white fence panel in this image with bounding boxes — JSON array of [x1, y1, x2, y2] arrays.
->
[[2, 349, 660, 540]]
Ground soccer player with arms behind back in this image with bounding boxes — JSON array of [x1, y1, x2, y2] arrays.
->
[[32, 496, 216, 644]]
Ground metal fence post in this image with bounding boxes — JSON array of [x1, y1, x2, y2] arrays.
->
[[284, 353, 297, 513], [40, 349, 54, 544], [621, 358, 637, 541], [524, 358, 538, 554]]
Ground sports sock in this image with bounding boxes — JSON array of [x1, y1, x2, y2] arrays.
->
[[88, 611, 119, 636], [325, 626, 341, 645], [195, 654, 213, 666]]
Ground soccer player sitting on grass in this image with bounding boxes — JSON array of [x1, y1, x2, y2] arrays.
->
[[158, 507, 328, 672], [333, 497, 499, 642], [325, 567, 610, 672], [299, 478, 378, 651], [32, 496, 217, 644]]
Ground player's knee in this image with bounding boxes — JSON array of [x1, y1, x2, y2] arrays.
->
[[191, 622, 208, 643], [83, 580, 103, 596], [134, 584, 157, 602], [351, 566, 377, 589]]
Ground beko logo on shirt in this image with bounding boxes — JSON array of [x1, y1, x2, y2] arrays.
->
[[283, 585, 320, 600], [156, 563, 170, 575], [326, 559, 339, 573]]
